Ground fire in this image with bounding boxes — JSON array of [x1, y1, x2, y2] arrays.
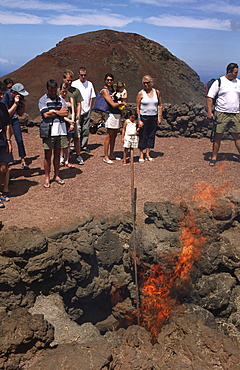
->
[[138, 181, 232, 339], [139, 210, 206, 340], [109, 181, 233, 340], [192, 181, 232, 210]]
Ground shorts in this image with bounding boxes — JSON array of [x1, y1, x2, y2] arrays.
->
[[123, 135, 138, 149], [215, 111, 240, 134], [42, 135, 68, 150], [105, 113, 121, 129], [0, 146, 11, 163]]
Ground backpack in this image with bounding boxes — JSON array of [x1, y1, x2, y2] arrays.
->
[[205, 78, 221, 105]]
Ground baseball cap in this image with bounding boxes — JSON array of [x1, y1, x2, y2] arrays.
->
[[11, 83, 29, 96]]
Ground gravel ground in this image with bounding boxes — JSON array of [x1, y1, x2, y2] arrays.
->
[[2, 127, 240, 231]]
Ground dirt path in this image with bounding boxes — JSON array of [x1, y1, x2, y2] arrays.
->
[[2, 128, 240, 231]]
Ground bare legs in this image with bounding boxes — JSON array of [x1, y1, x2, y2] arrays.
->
[[232, 132, 240, 154], [104, 128, 118, 162], [139, 148, 152, 160], [211, 133, 223, 161], [44, 148, 62, 185], [0, 162, 8, 190], [211, 132, 240, 164]]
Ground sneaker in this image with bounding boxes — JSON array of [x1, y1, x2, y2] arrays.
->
[[76, 155, 84, 165], [60, 156, 65, 166], [21, 163, 29, 169]]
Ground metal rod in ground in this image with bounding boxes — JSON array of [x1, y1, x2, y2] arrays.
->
[[130, 148, 140, 325]]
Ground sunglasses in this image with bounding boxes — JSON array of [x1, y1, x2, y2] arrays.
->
[[143, 81, 150, 85], [80, 74, 87, 77], [106, 79, 113, 81]]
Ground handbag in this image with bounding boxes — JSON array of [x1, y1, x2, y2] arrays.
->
[[92, 91, 110, 113], [39, 120, 52, 139]]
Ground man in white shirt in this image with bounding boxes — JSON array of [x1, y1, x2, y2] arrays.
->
[[72, 67, 96, 153], [207, 62, 240, 166]]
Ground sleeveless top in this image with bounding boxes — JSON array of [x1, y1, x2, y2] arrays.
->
[[125, 119, 137, 136], [140, 88, 158, 116], [102, 87, 120, 115]]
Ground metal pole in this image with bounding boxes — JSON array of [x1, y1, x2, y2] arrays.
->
[[130, 148, 140, 325]]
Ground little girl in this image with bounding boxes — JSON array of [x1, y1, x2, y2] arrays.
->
[[121, 110, 140, 165], [59, 82, 75, 168]]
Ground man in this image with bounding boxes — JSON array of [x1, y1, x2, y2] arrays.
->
[[0, 81, 12, 208], [207, 62, 240, 166], [72, 67, 96, 153], [61, 69, 84, 164], [38, 79, 68, 188], [1, 82, 29, 168]]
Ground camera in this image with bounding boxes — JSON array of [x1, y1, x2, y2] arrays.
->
[[19, 95, 24, 101]]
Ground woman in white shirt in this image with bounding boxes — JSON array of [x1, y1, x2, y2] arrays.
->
[[136, 75, 162, 162]]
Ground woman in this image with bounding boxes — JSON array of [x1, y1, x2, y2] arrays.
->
[[101, 73, 125, 164], [59, 82, 75, 168], [136, 75, 162, 162]]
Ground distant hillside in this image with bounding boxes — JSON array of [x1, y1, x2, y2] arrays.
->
[[1, 29, 206, 119]]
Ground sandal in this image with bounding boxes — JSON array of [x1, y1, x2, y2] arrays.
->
[[0, 200, 5, 208], [43, 182, 50, 188], [122, 160, 127, 165], [52, 178, 65, 185], [0, 195, 10, 202], [65, 163, 75, 168], [103, 159, 113, 164], [209, 159, 217, 166]]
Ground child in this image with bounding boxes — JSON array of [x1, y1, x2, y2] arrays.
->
[[113, 82, 127, 115], [59, 82, 75, 168], [121, 110, 140, 165]]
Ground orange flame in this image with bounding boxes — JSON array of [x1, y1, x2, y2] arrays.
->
[[139, 210, 206, 340], [110, 181, 233, 340], [192, 181, 232, 210]]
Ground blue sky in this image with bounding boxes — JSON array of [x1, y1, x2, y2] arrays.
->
[[0, 0, 239, 83]]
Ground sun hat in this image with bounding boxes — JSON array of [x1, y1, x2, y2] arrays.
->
[[11, 83, 29, 96]]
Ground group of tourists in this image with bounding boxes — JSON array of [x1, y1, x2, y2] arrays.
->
[[0, 62, 240, 207]]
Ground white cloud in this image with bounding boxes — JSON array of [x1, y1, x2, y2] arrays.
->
[[146, 15, 231, 31], [0, 11, 43, 24], [0, 57, 10, 64], [195, 2, 240, 16], [131, 0, 195, 5], [0, 0, 76, 12], [48, 14, 139, 27]]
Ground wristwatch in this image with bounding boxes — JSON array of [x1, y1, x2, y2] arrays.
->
[[53, 110, 57, 114]]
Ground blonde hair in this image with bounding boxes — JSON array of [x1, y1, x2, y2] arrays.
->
[[142, 75, 154, 84], [63, 69, 74, 78]]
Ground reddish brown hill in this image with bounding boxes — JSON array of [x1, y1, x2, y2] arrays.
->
[[1, 29, 206, 119]]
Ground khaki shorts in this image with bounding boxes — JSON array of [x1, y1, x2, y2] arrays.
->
[[215, 111, 240, 134], [43, 135, 68, 150]]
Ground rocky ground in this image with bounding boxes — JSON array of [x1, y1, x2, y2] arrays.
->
[[2, 126, 240, 232], [2, 127, 240, 369]]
